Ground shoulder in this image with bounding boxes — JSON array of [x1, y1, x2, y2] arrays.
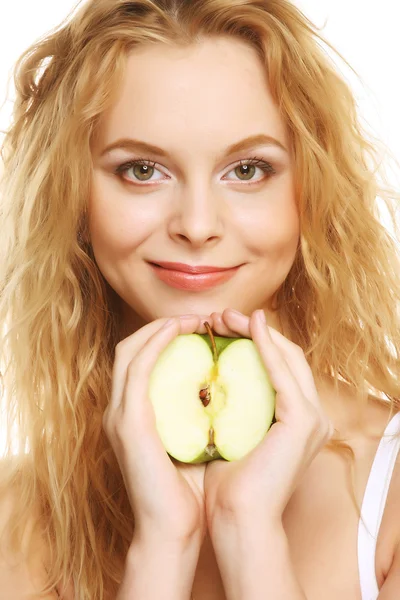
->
[[316, 375, 400, 586], [376, 432, 400, 589], [345, 392, 400, 590]]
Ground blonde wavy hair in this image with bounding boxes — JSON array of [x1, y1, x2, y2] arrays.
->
[[0, 0, 399, 597]]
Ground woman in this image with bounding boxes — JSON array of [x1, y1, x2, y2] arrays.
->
[[0, 0, 399, 598]]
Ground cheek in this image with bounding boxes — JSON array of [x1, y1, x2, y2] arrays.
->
[[243, 179, 300, 259], [88, 175, 157, 258]]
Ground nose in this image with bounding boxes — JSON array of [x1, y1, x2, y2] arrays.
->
[[167, 183, 224, 248]]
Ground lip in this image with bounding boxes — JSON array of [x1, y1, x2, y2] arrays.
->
[[148, 262, 241, 291], [151, 262, 237, 274]]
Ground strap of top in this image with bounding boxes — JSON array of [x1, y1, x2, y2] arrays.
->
[[357, 411, 400, 600]]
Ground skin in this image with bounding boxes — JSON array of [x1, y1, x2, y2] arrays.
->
[[0, 34, 398, 600], [89, 39, 306, 596], [90, 36, 299, 335], [87, 36, 400, 600]]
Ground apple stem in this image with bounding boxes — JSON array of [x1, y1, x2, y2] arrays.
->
[[209, 427, 215, 446], [204, 321, 218, 363]]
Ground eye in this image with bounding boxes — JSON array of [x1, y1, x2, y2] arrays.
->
[[224, 157, 276, 183], [115, 159, 165, 183], [114, 156, 277, 186]]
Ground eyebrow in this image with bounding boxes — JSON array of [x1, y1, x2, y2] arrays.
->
[[100, 133, 288, 158]]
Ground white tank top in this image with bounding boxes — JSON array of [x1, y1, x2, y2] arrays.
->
[[357, 411, 400, 599]]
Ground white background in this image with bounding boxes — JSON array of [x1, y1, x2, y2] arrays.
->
[[0, 1, 399, 454]]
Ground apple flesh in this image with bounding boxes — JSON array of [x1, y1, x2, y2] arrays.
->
[[148, 325, 276, 463]]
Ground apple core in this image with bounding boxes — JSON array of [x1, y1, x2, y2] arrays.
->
[[148, 323, 276, 463]]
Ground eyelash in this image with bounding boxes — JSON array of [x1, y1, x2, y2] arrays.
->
[[114, 156, 276, 186]]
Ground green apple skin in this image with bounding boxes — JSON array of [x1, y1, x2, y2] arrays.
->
[[148, 333, 276, 463], [199, 333, 237, 357]]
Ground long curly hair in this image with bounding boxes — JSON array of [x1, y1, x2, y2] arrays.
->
[[0, 0, 399, 597]]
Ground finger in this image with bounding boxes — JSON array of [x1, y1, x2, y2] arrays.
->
[[215, 310, 306, 401], [110, 314, 212, 412], [117, 314, 210, 364], [250, 311, 332, 442], [223, 309, 320, 408], [247, 311, 305, 407], [110, 317, 185, 414], [114, 319, 185, 487], [208, 311, 243, 338], [252, 312, 320, 407], [118, 318, 216, 496], [122, 318, 183, 414], [120, 315, 218, 415]]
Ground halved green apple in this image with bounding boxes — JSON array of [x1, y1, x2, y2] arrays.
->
[[148, 323, 276, 463]]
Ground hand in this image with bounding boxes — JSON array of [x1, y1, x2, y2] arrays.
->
[[204, 308, 334, 531], [103, 315, 213, 547]]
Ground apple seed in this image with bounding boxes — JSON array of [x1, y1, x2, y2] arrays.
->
[[199, 386, 211, 407]]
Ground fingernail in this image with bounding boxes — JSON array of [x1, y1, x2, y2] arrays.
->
[[257, 309, 266, 324], [227, 309, 243, 316]]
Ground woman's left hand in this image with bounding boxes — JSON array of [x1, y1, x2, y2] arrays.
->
[[204, 308, 334, 531]]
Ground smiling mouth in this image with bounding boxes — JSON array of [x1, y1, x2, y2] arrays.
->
[[148, 262, 242, 291], [150, 261, 241, 274]]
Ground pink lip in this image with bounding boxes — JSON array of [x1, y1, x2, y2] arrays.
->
[[151, 262, 236, 274], [149, 262, 241, 291]]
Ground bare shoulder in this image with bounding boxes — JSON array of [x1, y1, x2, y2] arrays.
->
[[0, 459, 58, 600], [319, 376, 400, 588], [376, 421, 400, 588]]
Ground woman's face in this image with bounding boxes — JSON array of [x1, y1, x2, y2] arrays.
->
[[90, 37, 299, 332]]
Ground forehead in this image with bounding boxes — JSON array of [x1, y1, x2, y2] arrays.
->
[[96, 37, 288, 152]]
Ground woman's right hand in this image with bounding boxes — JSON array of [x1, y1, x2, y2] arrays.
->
[[103, 315, 213, 548]]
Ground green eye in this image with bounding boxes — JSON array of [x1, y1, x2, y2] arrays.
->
[[225, 158, 276, 183], [115, 156, 276, 186], [234, 164, 257, 181], [132, 163, 154, 181], [115, 159, 161, 183]]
